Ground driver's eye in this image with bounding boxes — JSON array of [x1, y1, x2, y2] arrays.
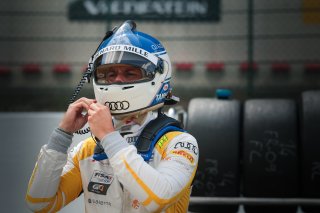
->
[[126, 70, 139, 77]]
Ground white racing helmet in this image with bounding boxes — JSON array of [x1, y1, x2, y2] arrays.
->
[[92, 20, 176, 116]]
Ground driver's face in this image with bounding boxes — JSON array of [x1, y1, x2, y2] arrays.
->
[[96, 64, 144, 84]]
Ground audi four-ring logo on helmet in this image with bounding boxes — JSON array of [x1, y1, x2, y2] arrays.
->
[[105, 101, 130, 111]]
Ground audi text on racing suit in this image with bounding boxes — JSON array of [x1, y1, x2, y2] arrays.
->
[[26, 112, 198, 212]]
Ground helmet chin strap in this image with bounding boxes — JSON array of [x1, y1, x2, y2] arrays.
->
[[112, 103, 165, 127], [113, 112, 148, 129]]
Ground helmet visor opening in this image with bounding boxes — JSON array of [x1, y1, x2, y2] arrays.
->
[[95, 64, 154, 85]]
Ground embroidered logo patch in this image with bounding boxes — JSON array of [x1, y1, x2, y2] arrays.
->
[[170, 150, 194, 164], [132, 199, 140, 209], [156, 135, 169, 150], [88, 170, 113, 195]]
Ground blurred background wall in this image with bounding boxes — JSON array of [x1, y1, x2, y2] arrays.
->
[[1, 0, 319, 111]]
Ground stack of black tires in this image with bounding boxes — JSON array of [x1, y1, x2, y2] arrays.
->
[[187, 90, 320, 213]]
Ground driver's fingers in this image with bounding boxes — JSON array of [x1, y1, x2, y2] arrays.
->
[[89, 101, 106, 111], [73, 97, 95, 106], [70, 101, 91, 112]]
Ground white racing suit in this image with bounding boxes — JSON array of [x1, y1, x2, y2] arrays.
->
[[26, 112, 198, 213]]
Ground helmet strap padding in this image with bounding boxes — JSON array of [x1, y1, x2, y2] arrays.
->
[[113, 103, 164, 121]]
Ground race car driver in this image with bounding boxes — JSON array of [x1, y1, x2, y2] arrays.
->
[[25, 20, 198, 213]]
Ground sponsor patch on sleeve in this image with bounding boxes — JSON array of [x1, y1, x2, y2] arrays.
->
[[170, 150, 195, 164], [155, 135, 169, 152], [173, 141, 198, 155]]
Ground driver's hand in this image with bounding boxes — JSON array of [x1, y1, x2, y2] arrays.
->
[[59, 97, 95, 134], [88, 102, 114, 140]]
